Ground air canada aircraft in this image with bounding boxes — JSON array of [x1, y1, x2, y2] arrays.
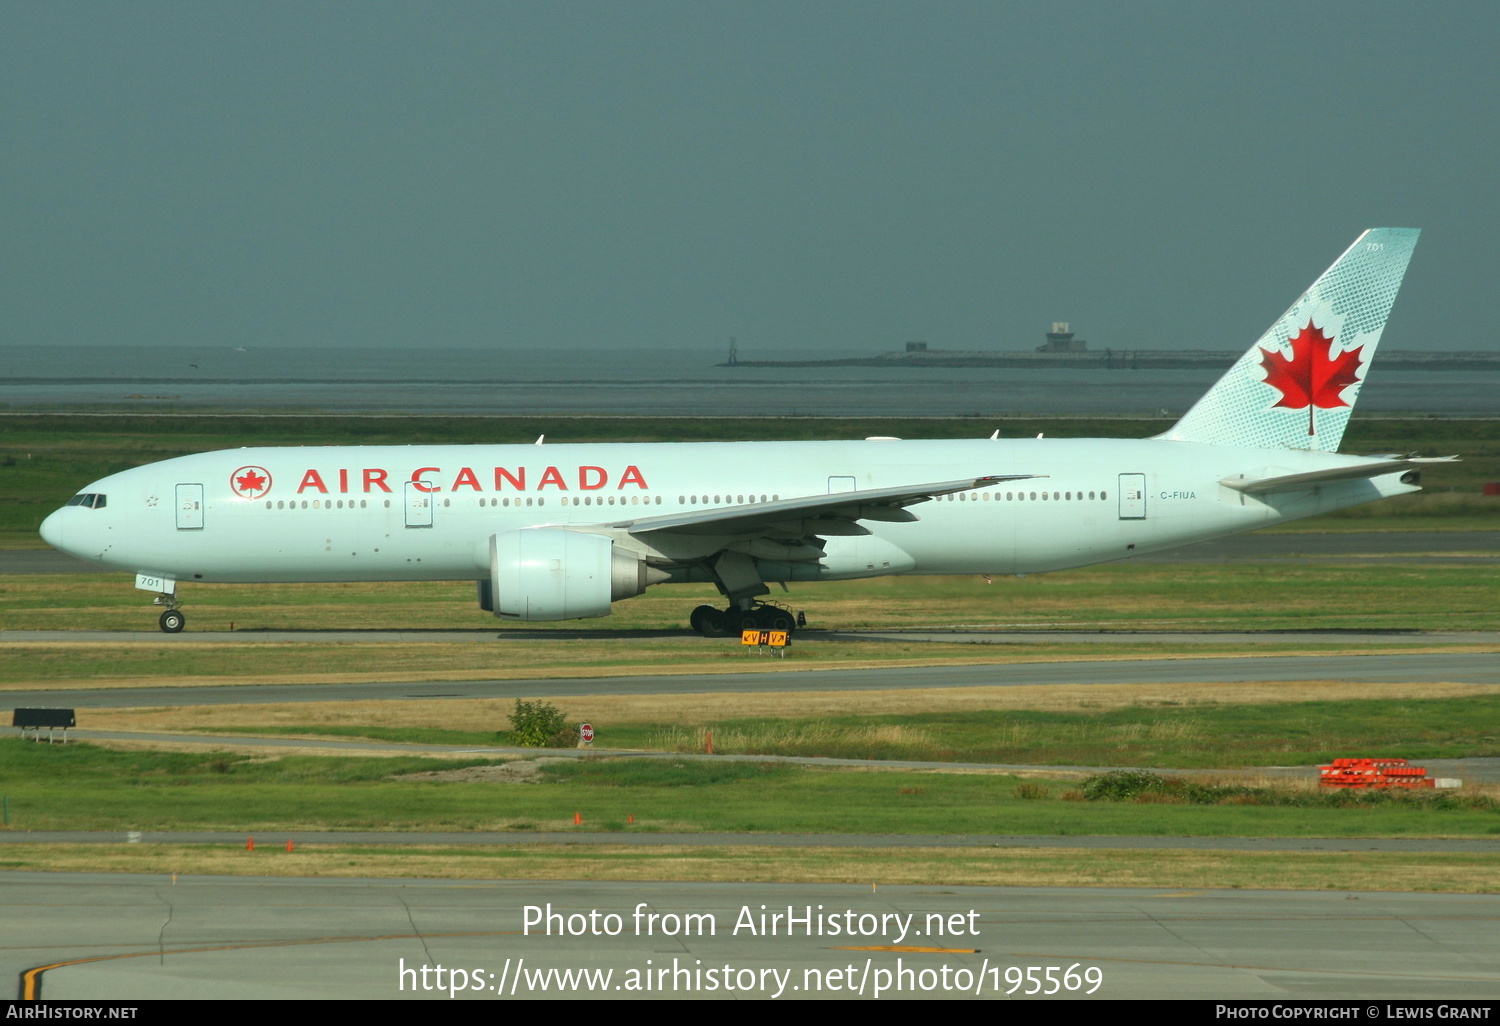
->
[[42, 228, 1439, 635]]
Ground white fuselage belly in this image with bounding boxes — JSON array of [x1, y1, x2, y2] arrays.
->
[[50, 438, 1416, 585]]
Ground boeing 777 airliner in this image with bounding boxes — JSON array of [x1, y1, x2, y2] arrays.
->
[[41, 229, 1435, 634]]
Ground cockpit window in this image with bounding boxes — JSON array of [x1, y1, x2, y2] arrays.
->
[[66, 493, 107, 509]]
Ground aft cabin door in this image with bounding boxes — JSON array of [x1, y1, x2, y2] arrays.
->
[[1117, 473, 1147, 520], [175, 484, 204, 530], [404, 480, 434, 528], [827, 476, 857, 494]]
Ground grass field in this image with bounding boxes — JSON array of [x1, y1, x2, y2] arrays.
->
[[16, 640, 1487, 690], [5, 649, 1497, 889], [1, 843, 1496, 892], [0, 843, 1495, 892], [108, 692, 1500, 768], [533, 694, 1500, 766], [5, 558, 1498, 635], [81, 678, 1495, 727], [2, 413, 1496, 547], [1, 741, 1494, 838]]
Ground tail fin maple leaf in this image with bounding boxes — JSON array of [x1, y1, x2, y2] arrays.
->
[[1258, 321, 1364, 436], [1161, 228, 1417, 452]]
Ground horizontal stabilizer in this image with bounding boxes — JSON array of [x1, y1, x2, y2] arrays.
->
[[1220, 459, 1435, 495]]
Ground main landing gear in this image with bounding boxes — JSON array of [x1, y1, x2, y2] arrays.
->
[[689, 602, 799, 638], [689, 551, 805, 637]]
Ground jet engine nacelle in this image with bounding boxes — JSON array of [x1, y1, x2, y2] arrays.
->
[[488, 529, 665, 621]]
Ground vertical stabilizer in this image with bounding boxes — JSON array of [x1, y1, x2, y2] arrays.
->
[[1160, 228, 1419, 452]]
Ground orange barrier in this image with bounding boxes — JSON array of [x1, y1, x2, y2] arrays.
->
[[1318, 757, 1435, 789]]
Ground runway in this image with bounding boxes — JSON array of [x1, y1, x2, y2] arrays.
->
[[6, 874, 1498, 999]]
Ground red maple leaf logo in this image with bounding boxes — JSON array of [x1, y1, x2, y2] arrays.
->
[[231, 466, 271, 497], [1259, 320, 1363, 436]]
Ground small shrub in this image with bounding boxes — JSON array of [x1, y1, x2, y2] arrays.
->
[[506, 699, 575, 748], [1060, 789, 1085, 802], [1081, 771, 1174, 801], [1014, 782, 1050, 800]]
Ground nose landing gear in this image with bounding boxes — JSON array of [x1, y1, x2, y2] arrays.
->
[[137, 575, 185, 633], [152, 593, 185, 633]]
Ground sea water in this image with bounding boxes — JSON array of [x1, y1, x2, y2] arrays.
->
[[0, 345, 1493, 418]]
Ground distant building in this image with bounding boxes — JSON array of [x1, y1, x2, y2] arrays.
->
[[1037, 322, 1087, 353], [905, 341, 928, 352]]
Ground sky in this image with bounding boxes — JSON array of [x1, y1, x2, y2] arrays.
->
[[3, 1, 1496, 355]]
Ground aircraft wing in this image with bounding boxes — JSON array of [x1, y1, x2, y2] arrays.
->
[[1219, 457, 1451, 496], [607, 475, 1041, 538]]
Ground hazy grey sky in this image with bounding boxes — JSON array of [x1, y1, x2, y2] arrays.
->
[[3, 1, 1495, 354]]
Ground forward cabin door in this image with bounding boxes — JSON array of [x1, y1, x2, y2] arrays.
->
[[827, 476, 857, 494], [404, 480, 434, 528], [1117, 473, 1147, 519], [175, 484, 204, 530]]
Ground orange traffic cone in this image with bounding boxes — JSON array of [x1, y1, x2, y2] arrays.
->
[[245, 836, 254, 851], [573, 812, 581, 825], [285, 839, 294, 852]]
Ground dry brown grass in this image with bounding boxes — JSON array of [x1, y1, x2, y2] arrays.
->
[[648, 721, 941, 754], [0, 639, 1228, 690], [7, 637, 1496, 691], [1, 844, 1495, 892], [78, 737, 509, 760], [80, 679, 1497, 735]]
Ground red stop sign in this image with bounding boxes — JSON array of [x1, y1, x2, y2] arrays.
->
[[580, 723, 594, 743]]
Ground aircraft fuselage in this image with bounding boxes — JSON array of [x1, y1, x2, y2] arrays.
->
[[40, 436, 1415, 586]]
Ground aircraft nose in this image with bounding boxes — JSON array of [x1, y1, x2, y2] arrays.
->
[[39, 508, 65, 550]]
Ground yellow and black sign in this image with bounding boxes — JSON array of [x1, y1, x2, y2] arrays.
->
[[741, 630, 791, 650]]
